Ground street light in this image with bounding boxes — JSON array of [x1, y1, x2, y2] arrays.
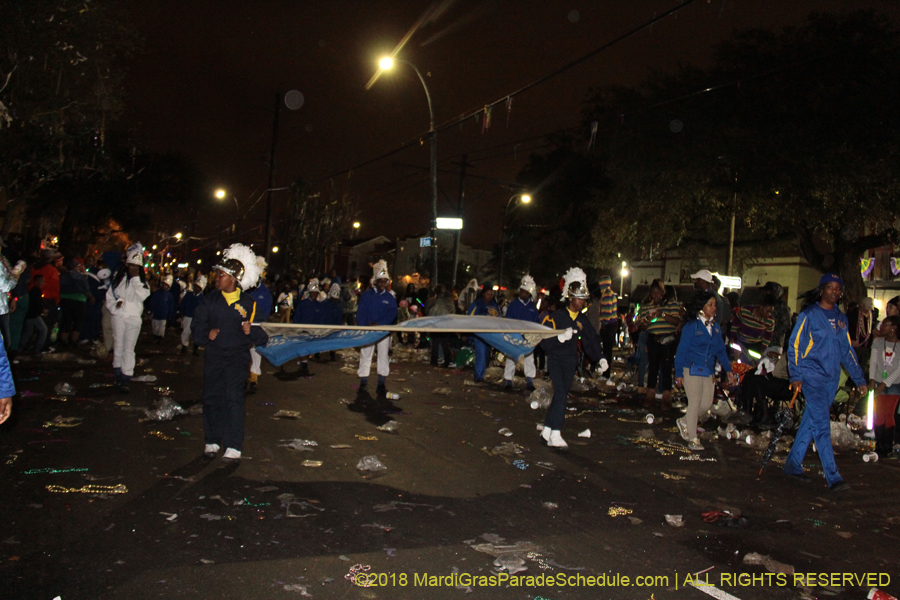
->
[[214, 188, 240, 233], [376, 56, 439, 288], [620, 261, 628, 298], [498, 192, 533, 289]]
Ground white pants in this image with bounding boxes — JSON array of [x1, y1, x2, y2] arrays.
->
[[112, 316, 142, 376], [101, 304, 114, 351], [151, 319, 166, 337], [181, 316, 193, 347], [250, 345, 262, 375], [504, 352, 536, 381], [358, 335, 391, 378]]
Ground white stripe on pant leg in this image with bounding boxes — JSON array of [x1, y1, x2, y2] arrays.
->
[[376, 335, 391, 377], [523, 352, 536, 379], [504, 357, 516, 381], [250, 346, 262, 375], [358, 344, 375, 378], [181, 316, 193, 347]]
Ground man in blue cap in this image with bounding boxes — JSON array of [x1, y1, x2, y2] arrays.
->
[[785, 273, 867, 492]]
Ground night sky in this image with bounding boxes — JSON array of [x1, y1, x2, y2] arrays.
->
[[124, 0, 896, 249]]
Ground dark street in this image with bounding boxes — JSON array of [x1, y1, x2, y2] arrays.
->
[[1, 329, 897, 600]]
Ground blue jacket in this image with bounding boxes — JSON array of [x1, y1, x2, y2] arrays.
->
[[788, 303, 865, 386], [148, 288, 175, 320], [356, 288, 398, 326], [0, 343, 15, 398], [674, 318, 733, 375], [293, 298, 330, 325], [505, 297, 539, 323], [248, 283, 273, 323], [180, 291, 202, 319], [468, 296, 500, 318], [192, 290, 268, 350], [539, 307, 603, 361]]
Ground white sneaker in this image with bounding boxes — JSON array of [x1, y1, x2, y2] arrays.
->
[[540, 426, 552, 443], [547, 430, 568, 449], [204, 444, 220, 456], [676, 417, 690, 442], [222, 448, 242, 460]]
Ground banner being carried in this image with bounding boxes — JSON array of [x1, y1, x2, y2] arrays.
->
[[255, 315, 559, 367]]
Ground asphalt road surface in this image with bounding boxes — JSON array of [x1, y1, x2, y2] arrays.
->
[[1, 326, 898, 600]]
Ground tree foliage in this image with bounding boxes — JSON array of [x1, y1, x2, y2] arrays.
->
[[0, 0, 140, 235], [516, 11, 900, 303], [286, 180, 360, 277]]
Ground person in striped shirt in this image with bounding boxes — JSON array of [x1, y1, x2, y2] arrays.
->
[[595, 275, 618, 378], [729, 296, 776, 361], [637, 280, 682, 409]]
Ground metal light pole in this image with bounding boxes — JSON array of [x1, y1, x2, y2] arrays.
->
[[620, 261, 628, 298], [215, 189, 240, 234], [376, 57, 438, 288], [498, 193, 531, 289]]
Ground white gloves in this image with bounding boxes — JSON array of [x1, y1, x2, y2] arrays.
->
[[598, 358, 609, 372], [557, 328, 574, 343]]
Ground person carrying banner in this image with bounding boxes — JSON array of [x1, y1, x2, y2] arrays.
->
[[504, 275, 540, 391], [538, 268, 605, 449], [356, 260, 398, 396], [468, 282, 501, 384], [192, 244, 268, 461]]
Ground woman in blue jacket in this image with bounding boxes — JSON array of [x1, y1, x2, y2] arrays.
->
[[784, 274, 867, 492], [674, 290, 736, 451]]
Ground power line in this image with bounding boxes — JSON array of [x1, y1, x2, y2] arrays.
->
[[314, 0, 699, 183]]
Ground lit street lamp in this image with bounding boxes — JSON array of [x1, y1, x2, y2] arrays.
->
[[498, 193, 532, 289], [375, 56, 439, 288], [620, 261, 628, 298], [215, 188, 240, 233]]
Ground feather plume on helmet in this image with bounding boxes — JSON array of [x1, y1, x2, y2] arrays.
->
[[371, 259, 390, 285], [562, 267, 589, 299], [217, 243, 262, 289], [519, 274, 537, 301]]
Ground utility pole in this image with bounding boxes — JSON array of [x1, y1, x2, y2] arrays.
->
[[265, 91, 280, 265], [451, 155, 470, 291]]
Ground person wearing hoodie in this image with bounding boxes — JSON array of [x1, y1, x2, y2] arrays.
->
[[106, 244, 150, 391]]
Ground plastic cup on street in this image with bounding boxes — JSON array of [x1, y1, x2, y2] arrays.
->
[[386, 392, 400, 400], [645, 414, 654, 424], [863, 452, 879, 463], [530, 400, 540, 410]]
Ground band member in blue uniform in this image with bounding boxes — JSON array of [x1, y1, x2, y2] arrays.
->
[[784, 273, 867, 491], [292, 278, 328, 377], [504, 275, 540, 391], [247, 257, 272, 391], [356, 260, 398, 396], [192, 244, 268, 461], [538, 268, 606, 449]]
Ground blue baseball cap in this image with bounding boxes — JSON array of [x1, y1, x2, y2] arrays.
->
[[819, 273, 844, 289]]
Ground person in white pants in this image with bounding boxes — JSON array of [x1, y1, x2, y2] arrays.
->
[[355, 259, 398, 396], [105, 243, 150, 392], [503, 275, 540, 392], [358, 336, 391, 381]]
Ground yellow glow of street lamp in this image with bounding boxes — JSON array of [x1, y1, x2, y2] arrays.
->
[[215, 189, 226, 199], [197, 259, 202, 264], [272, 246, 279, 253], [520, 194, 532, 204], [175, 232, 182, 240], [379, 56, 394, 70], [353, 222, 360, 229], [152, 245, 157, 250]]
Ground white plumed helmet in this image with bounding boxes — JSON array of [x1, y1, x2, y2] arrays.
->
[[371, 259, 390, 284], [562, 267, 589, 299], [519, 274, 537, 300]]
